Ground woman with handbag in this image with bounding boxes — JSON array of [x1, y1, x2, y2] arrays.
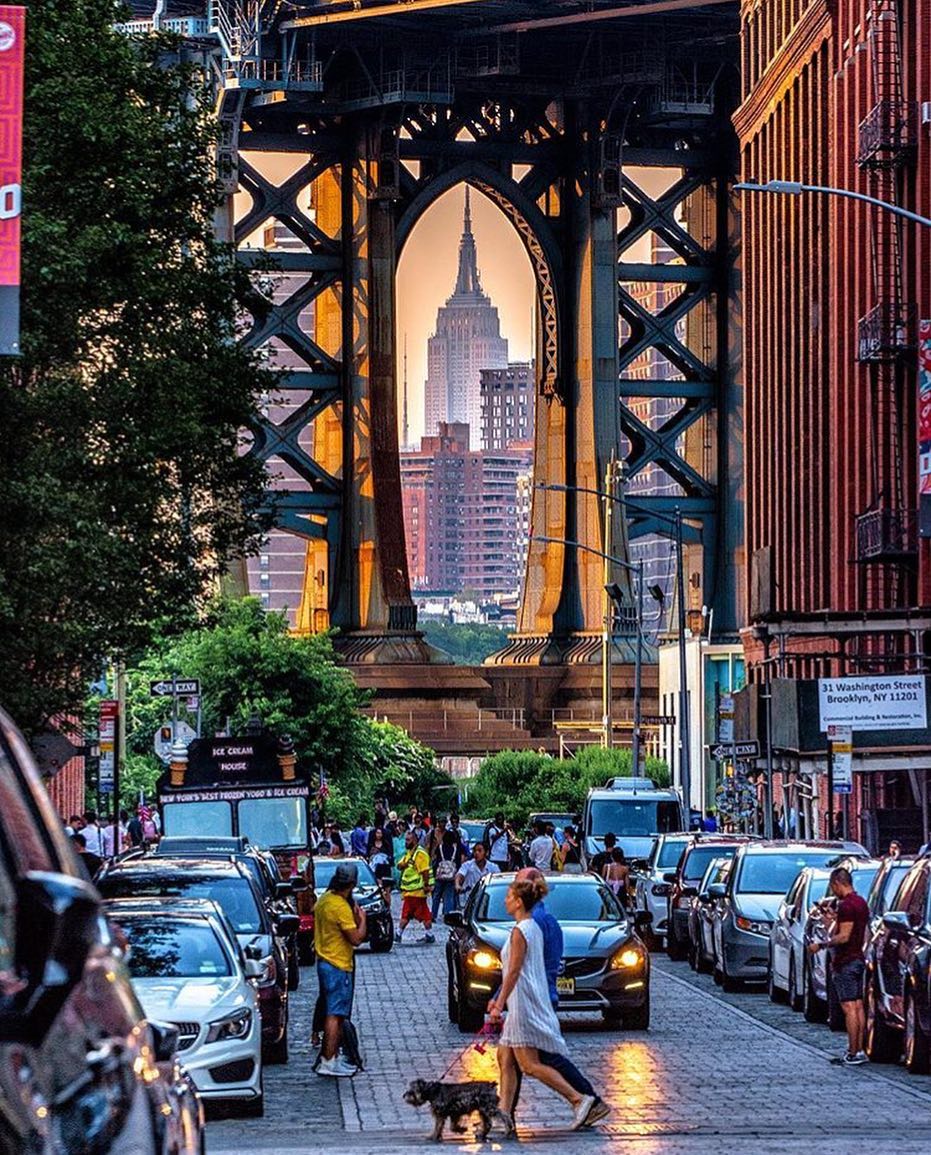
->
[[431, 827, 463, 919]]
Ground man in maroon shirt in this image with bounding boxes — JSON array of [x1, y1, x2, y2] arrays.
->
[[809, 866, 870, 1065]]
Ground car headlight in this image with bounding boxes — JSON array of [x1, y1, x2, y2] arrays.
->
[[610, 945, 644, 970], [467, 947, 502, 971], [205, 1009, 253, 1044], [735, 915, 772, 935]]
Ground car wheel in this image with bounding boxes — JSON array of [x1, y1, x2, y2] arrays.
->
[[446, 954, 458, 1023], [287, 949, 300, 990], [768, 952, 787, 1004], [713, 963, 723, 986], [688, 937, 700, 972], [623, 1001, 650, 1030], [238, 1077, 265, 1119], [601, 1008, 624, 1029], [865, 976, 900, 1063], [696, 942, 712, 975], [370, 920, 395, 953], [455, 967, 485, 1034], [803, 960, 827, 1023], [905, 989, 931, 1075], [298, 937, 315, 967], [666, 922, 687, 962], [264, 1029, 289, 1065], [788, 955, 803, 1012]]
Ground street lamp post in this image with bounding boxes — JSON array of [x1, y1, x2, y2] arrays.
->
[[734, 180, 931, 228]]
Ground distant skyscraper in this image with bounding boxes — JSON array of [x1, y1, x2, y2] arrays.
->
[[424, 188, 509, 448], [480, 362, 535, 450]]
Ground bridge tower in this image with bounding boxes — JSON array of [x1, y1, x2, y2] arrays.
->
[[216, 0, 740, 670]]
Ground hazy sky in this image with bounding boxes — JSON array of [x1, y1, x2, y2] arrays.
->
[[397, 184, 535, 446]]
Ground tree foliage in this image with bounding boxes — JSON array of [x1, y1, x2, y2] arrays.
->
[[465, 746, 670, 827], [420, 622, 509, 666], [0, 1, 272, 733], [114, 598, 445, 824]]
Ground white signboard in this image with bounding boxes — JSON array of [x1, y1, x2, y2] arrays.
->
[[828, 725, 853, 794], [818, 676, 927, 732]]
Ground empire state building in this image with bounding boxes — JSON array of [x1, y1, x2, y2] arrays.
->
[[423, 188, 509, 448]]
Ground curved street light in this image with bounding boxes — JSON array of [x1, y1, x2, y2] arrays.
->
[[734, 180, 931, 228]]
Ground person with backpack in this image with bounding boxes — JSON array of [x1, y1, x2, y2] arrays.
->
[[431, 827, 464, 919], [313, 862, 367, 1078], [485, 812, 511, 871]]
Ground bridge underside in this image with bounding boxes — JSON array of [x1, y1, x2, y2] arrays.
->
[[225, 0, 741, 665]]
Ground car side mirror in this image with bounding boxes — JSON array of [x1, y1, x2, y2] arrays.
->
[[274, 913, 300, 937], [663, 872, 678, 884], [634, 911, 653, 930], [697, 892, 711, 904], [444, 911, 464, 928], [882, 911, 911, 934], [244, 959, 265, 979], [244, 944, 264, 960], [288, 877, 309, 893], [149, 1020, 180, 1063], [681, 885, 698, 898], [0, 872, 100, 1047], [707, 883, 726, 899]]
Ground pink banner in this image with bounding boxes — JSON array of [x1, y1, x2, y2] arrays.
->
[[920, 320, 931, 497], [0, 6, 24, 355]]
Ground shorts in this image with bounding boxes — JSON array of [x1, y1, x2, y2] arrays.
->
[[317, 959, 353, 1018], [832, 957, 866, 1004], [401, 895, 432, 926]]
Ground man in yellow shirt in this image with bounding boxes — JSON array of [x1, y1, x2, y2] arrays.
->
[[397, 828, 434, 944], [313, 862, 366, 1077]]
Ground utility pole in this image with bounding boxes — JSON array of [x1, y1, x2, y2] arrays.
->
[[602, 456, 616, 748], [675, 507, 692, 824]]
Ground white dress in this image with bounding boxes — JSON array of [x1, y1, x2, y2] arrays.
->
[[499, 917, 567, 1055]]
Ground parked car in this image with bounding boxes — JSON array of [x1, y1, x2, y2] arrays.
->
[[0, 705, 205, 1155], [709, 840, 868, 990], [106, 897, 265, 1115], [665, 836, 755, 960], [769, 859, 879, 1021], [632, 833, 693, 947], [864, 852, 931, 1072], [688, 857, 734, 973], [311, 857, 394, 954], [153, 836, 306, 989], [96, 857, 296, 1063], [445, 872, 652, 1032]]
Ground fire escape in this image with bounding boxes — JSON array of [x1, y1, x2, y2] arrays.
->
[[854, 0, 918, 578]]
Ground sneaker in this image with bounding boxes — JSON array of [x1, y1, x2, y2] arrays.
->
[[316, 1055, 357, 1078], [396, 927, 404, 944], [843, 1051, 868, 1066], [423, 932, 436, 944], [571, 1095, 597, 1131], [582, 1098, 611, 1127]]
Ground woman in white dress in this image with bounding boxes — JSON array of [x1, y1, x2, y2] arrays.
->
[[487, 876, 594, 1130]]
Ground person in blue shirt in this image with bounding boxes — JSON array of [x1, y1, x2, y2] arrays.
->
[[701, 810, 718, 833], [510, 868, 609, 1128], [350, 815, 370, 858]]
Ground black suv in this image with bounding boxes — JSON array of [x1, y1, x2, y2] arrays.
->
[[0, 706, 202, 1154], [864, 853, 931, 1072]]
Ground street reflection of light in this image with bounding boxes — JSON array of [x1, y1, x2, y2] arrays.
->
[[161, 1104, 173, 1116], [36, 1107, 48, 1119], [459, 1042, 501, 1084], [601, 1041, 664, 1123]]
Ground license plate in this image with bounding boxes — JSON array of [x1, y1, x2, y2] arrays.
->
[[556, 976, 575, 995]]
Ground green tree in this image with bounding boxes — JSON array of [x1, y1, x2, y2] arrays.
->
[[465, 745, 669, 828], [0, 2, 271, 733], [420, 622, 510, 665]]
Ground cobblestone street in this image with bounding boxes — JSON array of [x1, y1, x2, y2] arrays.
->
[[208, 921, 931, 1155]]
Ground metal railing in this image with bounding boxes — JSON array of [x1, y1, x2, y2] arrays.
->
[[857, 100, 918, 168], [360, 707, 526, 732], [855, 507, 918, 562], [856, 301, 917, 362]]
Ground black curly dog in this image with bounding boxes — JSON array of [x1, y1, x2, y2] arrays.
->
[[403, 1078, 514, 1141]]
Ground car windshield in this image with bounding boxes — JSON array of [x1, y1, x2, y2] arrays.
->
[[162, 801, 232, 838], [682, 844, 738, 881], [238, 798, 307, 849], [121, 919, 232, 979], [736, 851, 852, 895], [656, 839, 690, 868], [588, 799, 682, 838], [314, 859, 378, 891], [701, 860, 731, 890], [874, 864, 912, 914], [99, 874, 263, 934], [475, 881, 625, 923]]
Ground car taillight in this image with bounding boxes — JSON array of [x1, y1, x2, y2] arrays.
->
[[299, 914, 314, 933]]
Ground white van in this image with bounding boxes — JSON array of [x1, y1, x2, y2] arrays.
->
[[582, 777, 685, 866]]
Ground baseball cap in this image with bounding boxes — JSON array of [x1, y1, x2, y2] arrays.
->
[[331, 863, 358, 888]]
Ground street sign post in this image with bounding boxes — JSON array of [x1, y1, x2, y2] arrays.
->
[[150, 678, 200, 697], [709, 740, 760, 762], [828, 724, 853, 795], [99, 699, 118, 797]]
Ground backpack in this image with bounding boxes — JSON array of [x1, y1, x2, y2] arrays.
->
[[340, 1018, 364, 1071], [435, 846, 457, 882]]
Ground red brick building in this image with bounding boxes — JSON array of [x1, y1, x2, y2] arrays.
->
[[735, 0, 931, 848]]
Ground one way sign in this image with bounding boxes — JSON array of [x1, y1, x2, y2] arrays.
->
[[709, 740, 760, 762], [150, 678, 200, 697]]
